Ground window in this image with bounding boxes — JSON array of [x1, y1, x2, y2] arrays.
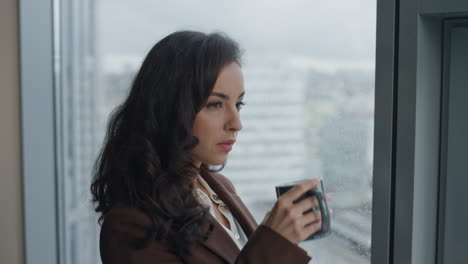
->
[[21, 0, 403, 263], [93, 1, 376, 263], [22, 0, 468, 264]]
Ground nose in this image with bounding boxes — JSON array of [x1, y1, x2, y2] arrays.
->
[[225, 107, 242, 132]]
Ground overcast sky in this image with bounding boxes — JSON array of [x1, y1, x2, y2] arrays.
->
[[98, 0, 376, 70]]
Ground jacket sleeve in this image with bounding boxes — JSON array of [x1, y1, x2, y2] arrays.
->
[[236, 224, 311, 263], [100, 206, 311, 264], [99, 207, 184, 264]]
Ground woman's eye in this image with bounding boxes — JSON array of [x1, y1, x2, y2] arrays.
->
[[236, 102, 245, 110], [206, 101, 245, 110], [206, 102, 222, 109]]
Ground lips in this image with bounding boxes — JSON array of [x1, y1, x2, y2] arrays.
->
[[217, 139, 235, 152], [219, 139, 236, 144]]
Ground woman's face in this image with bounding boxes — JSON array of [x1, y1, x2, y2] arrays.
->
[[191, 62, 245, 167]]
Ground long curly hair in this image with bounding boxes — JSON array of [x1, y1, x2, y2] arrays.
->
[[90, 30, 242, 260]]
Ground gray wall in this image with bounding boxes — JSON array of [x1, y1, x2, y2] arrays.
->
[[0, 0, 24, 263]]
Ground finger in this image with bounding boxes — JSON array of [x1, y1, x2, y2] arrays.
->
[[303, 221, 322, 239], [302, 209, 321, 225], [281, 179, 321, 203], [312, 209, 322, 221], [296, 196, 319, 214], [326, 194, 332, 201], [310, 208, 322, 222]]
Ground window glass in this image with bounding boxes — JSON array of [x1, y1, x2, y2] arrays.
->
[[56, 1, 100, 263], [58, 1, 375, 263]]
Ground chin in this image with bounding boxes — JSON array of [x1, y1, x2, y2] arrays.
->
[[204, 155, 228, 166]]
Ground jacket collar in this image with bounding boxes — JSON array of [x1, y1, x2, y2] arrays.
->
[[192, 170, 258, 263]]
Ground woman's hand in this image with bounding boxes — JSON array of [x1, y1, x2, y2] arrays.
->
[[261, 178, 331, 244]]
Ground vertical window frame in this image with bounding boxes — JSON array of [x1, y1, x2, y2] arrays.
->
[[19, 0, 61, 263], [371, 0, 398, 263]]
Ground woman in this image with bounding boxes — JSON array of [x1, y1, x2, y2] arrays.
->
[[91, 30, 325, 264]]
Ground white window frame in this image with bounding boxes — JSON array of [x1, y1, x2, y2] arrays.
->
[[20, 0, 61, 263]]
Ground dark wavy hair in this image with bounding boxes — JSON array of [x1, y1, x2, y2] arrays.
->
[[91, 30, 242, 260]]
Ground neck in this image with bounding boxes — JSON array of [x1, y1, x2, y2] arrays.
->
[[193, 161, 201, 168], [192, 167, 202, 187]]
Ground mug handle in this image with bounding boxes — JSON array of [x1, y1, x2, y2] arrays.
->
[[275, 180, 331, 240], [314, 191, 330, 235]]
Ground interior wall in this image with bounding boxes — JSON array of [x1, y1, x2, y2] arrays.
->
[[0, 0, 24, 263]]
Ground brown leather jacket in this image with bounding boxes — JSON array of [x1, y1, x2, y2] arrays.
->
[[99, 171, 311, 263]]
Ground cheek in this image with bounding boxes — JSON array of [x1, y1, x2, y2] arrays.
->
[[193, 113, 220, 137], [193, 115, 215, 146]]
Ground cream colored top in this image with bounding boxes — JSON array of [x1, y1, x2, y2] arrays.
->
[[195, 175, 248, 250]]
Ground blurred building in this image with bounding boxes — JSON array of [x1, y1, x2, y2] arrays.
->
[[59, 1, 100, 263]]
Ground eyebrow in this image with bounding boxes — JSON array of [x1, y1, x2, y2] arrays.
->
[[210, 91, 245, 100]]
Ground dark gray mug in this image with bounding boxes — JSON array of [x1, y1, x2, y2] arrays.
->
[[275, 179, 331, 240]]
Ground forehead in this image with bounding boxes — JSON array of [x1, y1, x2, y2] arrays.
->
[[211, 62, 244, 95]]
